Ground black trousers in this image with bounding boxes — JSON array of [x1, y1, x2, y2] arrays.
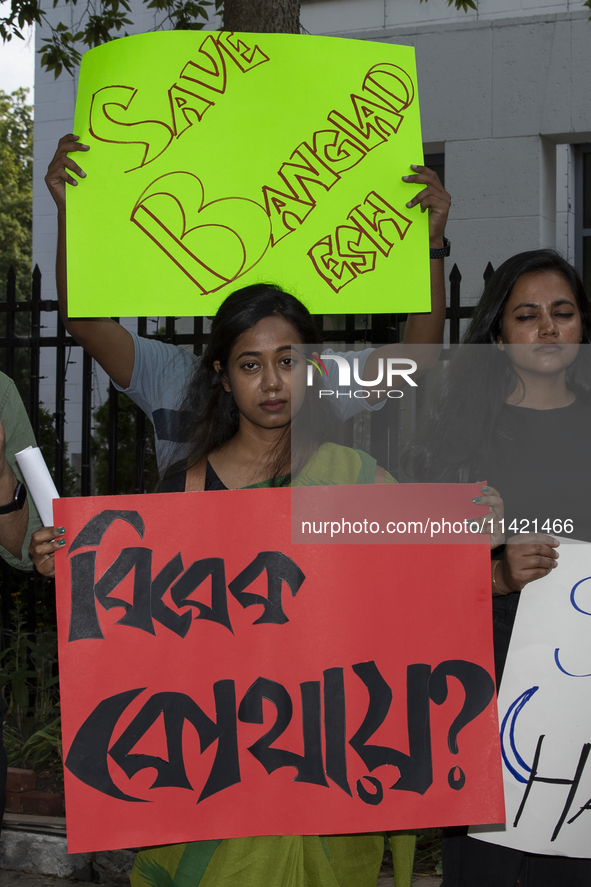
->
[[441, 829, 591, 887]]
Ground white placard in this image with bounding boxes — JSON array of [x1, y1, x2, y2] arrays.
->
[[471, 541, 591, 857], [15, 445, 60, 527]]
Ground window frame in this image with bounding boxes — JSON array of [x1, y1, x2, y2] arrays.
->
[[574, 144, 591, 289]]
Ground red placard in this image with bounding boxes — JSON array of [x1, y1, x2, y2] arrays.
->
[[54, 486, 504, 853]]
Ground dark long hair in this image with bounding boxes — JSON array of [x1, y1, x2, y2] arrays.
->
[[171, 283, 337, 485], [405, 250, 591, 482]]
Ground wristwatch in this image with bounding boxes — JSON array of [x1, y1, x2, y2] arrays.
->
[[429, 237, 451, 259], [0, 482, 27, 514]]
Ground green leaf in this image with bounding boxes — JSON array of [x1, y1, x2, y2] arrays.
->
[[420, 0, 477, 8], [4, 0, 220, 75]]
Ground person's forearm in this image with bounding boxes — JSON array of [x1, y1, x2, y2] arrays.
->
[[0, 465, 29, 560], [492, 558, 514, 596], [402, 256, 446, 347], [362, 253, 446, 399]]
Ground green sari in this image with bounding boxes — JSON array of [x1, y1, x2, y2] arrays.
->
[[132, 833, 415, 887], [131, 444, 415, 887], [246, 442, 396, 488]]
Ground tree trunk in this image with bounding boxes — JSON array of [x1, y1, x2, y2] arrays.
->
[[223, 0, 300, 33]]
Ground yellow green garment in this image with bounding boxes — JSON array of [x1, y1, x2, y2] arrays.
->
[[246, 442, 397, 489], [131, 444, 414, 887], [131, 833, 415, 887]]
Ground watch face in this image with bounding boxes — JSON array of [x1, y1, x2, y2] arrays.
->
[[15, 482, 26, 510]]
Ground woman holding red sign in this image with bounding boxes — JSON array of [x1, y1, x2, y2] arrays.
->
[[32, 281, 502, 887], [157, 282, 395, 493]]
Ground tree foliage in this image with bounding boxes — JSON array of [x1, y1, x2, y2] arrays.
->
[[38, 406, 80, 498], [0, 0, 498, 79], [2, 0, 221, 78], [0, 89, 34, 407], [0, 88, 32, 301], [420, 0, 476, 10]]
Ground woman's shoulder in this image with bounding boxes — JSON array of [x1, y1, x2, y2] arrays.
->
[[293, 443, 396, 486], [501, 398, 591, 425], [158, 460, 187, 492]]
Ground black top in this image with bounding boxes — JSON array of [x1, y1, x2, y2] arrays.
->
[[487, 399, 591, 544], [159, 460, 228, 492], [485, 400, 591, 684]]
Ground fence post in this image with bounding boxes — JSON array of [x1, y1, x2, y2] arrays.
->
[[106, 316, 121, 495], [447, 264, 475, 344], [483, 261, 495, 284], [369, 313, 402, 473], [107, 382, 119, 495], [135, 317, 148, 494], [54, 311, 67, 495], [30, 265, 41, 441], [81, 350, 92, 496], [165, 316, 175, 342]]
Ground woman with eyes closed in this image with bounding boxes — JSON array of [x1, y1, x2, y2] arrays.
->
[[406, 249, 591, 887]]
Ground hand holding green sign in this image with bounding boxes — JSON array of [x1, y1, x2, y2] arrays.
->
[[65, 31, 429, 317]]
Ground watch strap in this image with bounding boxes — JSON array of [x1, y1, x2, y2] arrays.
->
[[430, 236, 451, 259], [0, 482, 27, 514]]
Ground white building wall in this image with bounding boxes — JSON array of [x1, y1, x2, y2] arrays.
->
[[300, 4, 591, 302], [301, 0, 576, 32], [33, 0, 591, 459]]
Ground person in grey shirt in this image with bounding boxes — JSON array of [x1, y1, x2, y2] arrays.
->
[[43, 133, 451, 470]]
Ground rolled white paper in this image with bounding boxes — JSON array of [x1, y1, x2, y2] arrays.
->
[[15, 445, 60, 526]]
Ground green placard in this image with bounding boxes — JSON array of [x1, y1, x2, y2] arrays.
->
[[69, 32, 429, 317]]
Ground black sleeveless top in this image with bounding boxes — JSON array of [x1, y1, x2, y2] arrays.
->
[[158, 460, 228, 492]]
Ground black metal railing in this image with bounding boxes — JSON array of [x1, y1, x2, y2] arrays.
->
[[0, 262, 480, 635], [0, 262, 479, 500]]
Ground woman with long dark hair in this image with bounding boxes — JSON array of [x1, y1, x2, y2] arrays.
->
[[32, 281, 501, 887], [407, 249, 591, 887], [30, 282, 413, 887], [408, 250, 591, 484], [130, 283, 420, 887], [158, 281, 388, 493]]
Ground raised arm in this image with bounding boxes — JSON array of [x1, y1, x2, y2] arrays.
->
[[361, 166, 450, 400], [401, 164, 450, 347], [45, 134, 135, 389]]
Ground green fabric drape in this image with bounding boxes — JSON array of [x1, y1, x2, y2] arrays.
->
[[244, 443, 397, 489], [131, 832, 416, 887]]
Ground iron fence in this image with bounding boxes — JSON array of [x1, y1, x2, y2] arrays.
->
[[0, 262, 482, 636]]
